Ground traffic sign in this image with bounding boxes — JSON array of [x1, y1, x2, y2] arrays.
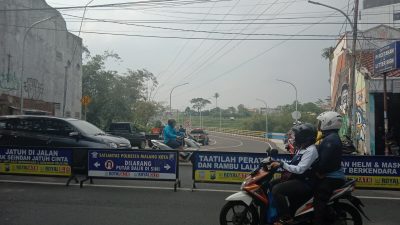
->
[[81, 95, 91, 106], [291, 111, 301, 120]]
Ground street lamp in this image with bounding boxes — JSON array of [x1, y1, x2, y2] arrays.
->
[[20, 15, 58, 114], [169, 82, 189, 115], [308, 0, 359, 139], [276, 79, 298, 123], [256, 98, 269, 139]]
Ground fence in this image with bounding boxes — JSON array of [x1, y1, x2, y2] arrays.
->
[[1, 147, 399, 190]]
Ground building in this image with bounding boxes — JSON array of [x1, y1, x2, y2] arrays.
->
[[359, 0, 400, 30], [330, 24, 400, 155], [0, 0, 82, 118]]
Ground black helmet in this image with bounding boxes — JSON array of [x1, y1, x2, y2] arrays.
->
[[291, 123, 317, 148], [167, 119, 176, 126]]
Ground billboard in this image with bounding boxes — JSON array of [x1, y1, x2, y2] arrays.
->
[[364, 0, 400, 9]]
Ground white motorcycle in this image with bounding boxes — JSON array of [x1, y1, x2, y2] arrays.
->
[[150, 137, 201, 161]]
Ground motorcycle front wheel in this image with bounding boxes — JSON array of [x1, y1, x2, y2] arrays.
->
[[219, 201, 259, 225], [333, 202, 363, 225]]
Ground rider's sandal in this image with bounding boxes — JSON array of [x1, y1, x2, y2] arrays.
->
[[273, 218, 295, 225]]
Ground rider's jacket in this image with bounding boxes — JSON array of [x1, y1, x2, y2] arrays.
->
[[282, 144, 319, 176], [315, 130, 343, 178], [163, 125, 178, 143]]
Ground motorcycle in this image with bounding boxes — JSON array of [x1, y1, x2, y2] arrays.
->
[[219, 150, 368, 225], [150, 137, 201, 161]]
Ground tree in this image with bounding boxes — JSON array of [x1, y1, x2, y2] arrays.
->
[[190, 98, 211, 112], [237, 104, 250, 117], [322, 46, 335, 83], [82, 51, 159, 129]]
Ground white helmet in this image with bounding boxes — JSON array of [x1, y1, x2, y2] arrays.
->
[[317, 111, 342, 131]]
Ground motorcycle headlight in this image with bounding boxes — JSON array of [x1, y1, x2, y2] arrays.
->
[[108, 142, 118, 149]]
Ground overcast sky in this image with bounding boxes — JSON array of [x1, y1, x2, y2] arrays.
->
[[47, 0, 355, 110]]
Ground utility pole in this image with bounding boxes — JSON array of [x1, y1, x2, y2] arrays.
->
[[308, 0, 359, 139], [256, 98, 269, 139], [350, 0, 360, 140], [383, 73, 389, 155]]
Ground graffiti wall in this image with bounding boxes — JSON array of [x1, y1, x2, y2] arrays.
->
[[355, 71, 369, 155]]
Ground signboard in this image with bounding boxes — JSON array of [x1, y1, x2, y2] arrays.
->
[[0, 148, 72, 176], [88, 150, 178, 180], [394, 12, 400, 21], [342, 155, 400, 189], [374, 41, 400, 74], [364, 0, 400, 9], [192, 151, 289, 183], [80, 95, 91, 106], [192, 151, 400, 189]]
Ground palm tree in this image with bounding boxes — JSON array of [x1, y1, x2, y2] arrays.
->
[[322, 47, 335, 83], [213, 92, 220, 109]]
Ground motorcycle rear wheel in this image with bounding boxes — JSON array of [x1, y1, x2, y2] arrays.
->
[[220, 201, 259, 225], [333, 202, 363, 225]]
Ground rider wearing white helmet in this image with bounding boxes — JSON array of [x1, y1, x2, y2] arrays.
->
[[314, 111, 346, 225]]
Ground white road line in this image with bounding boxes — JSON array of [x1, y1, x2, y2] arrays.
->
[[207, 135, 243, 150], [1, 179, 399, 200]]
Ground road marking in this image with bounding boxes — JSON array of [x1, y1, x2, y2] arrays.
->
[[206, 135, 243, 150], [1, 179, 400, 200], [210, 132, 275, 151]]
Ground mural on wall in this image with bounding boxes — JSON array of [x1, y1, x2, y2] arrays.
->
[[24, 78, 44, 100], [355, 71, 368, 155], [0, 54, 19, 91]]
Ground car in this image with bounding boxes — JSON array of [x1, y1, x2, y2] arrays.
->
[[107, 122, 146, 149], [0, 115, 131, 149], [189, 128, 209, 145]]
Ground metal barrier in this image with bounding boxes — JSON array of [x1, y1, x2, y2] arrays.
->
[[191, 151, 400, 190]]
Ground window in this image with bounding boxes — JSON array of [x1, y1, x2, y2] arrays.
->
[[44, 119, 75, 136]]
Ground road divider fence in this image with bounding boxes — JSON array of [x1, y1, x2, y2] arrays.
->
[[1, 147, 399, 190], [191, 151, 400, 190]]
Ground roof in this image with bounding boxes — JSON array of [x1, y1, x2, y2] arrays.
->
[[0, 115, 79, 121], [359, 51, 400, 78]]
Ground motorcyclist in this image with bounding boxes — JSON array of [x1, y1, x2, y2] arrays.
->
[[313, 111, 346, 225], [270, 123, 318, 225], [163, 119, 184, 150]]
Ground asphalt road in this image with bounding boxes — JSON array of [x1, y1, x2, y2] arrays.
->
[[0, 133, 399, 225], [203, 132, 277, 153]]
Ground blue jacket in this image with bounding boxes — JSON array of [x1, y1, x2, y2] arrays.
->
[[163, 125, 181, 143]]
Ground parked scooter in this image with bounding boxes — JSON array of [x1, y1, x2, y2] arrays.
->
[[219, 150, 368, 225], [150, 137, 201, 161]]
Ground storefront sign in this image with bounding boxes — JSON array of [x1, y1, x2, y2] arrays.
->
[[0, 148, 72, 176], [88, 150, 178, 180], [374, 41, 400, 74]]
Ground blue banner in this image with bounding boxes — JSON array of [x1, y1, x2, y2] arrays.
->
[[374, 41, 400, 74], [192, 151, 400, 189], [88, 150, 178, 180], [0, 148, 72, 176]]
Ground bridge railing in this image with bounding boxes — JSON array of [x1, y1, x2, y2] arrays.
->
[[202, 127, 286, 150]]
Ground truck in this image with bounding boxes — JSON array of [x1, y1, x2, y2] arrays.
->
[[107, 122, 147, 149]]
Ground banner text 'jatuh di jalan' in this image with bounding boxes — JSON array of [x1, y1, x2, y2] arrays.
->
[[192, 152, 400, 189], [0, 148, 72, 176]]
